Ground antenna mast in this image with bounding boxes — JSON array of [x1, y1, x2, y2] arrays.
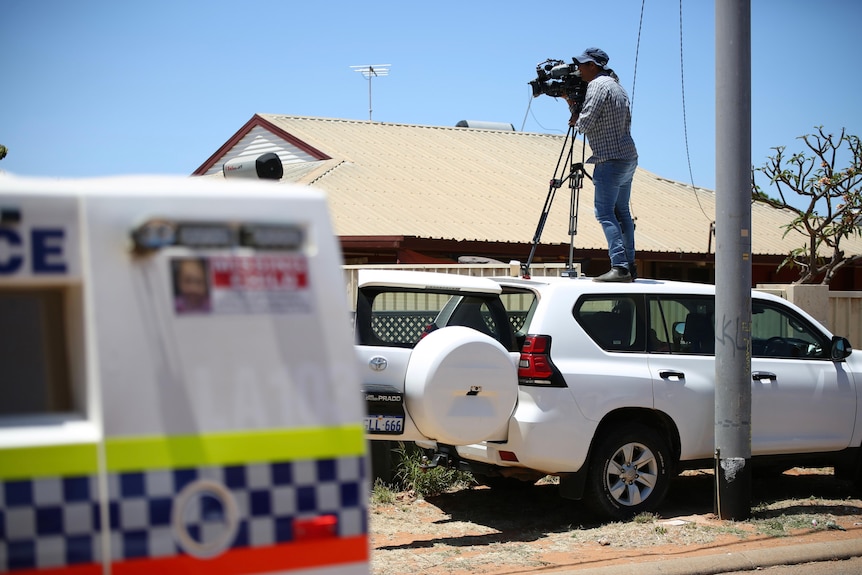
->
[[350, 64, 390, 121]]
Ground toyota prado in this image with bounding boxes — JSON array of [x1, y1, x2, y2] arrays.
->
[[355, 269, 859, 519]]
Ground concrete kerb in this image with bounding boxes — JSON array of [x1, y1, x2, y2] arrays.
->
[[552, 538, 862, 575]]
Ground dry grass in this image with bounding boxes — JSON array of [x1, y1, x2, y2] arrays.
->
[[369, 468, 862, 575]]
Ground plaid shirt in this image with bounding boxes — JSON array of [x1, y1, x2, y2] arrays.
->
[[574, 74, 638, 163]]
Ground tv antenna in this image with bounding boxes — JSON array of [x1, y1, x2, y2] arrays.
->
[[350, 64, 390, 121]]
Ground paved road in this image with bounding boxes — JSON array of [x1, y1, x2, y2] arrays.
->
[[555, 539, 862, 575], [719, 556, 862, 575]]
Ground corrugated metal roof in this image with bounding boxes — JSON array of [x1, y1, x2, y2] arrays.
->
[[204, 114, 862, 258]]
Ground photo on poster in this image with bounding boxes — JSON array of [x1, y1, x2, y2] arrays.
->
[[172, 257, 212, 314]]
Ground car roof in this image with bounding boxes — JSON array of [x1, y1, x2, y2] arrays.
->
[[493, 275, 801, 308], [358, 270, 791, 305], [490, 275, 718, 295], [358, 269, 503, 294]]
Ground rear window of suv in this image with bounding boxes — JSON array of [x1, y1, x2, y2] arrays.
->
[[355, 288, 518, 350], [499, 289, 538, 349]]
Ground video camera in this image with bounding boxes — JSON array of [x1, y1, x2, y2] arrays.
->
[[529, 58, 589, 113]]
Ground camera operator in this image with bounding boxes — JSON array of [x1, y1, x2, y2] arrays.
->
[[566, 48, 639, 282]]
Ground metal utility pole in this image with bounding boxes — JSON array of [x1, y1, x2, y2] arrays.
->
[[714, 0, 752, 520], [350, 64, 390, 121]]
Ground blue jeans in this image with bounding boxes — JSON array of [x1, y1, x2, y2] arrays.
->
[[593, 159, 637, 269]]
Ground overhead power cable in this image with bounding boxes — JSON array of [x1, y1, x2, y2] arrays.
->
[[678, 0, 712, 224], [630, 0, 646, 115]]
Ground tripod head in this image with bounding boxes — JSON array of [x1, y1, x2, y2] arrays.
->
[[550, 161, 589, 189]]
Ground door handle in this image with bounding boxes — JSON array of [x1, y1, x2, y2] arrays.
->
[[659, 370, 685, 381], [752, 371, 777, 382]]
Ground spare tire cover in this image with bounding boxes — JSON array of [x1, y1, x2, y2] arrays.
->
[[404, 326, 518, 445]]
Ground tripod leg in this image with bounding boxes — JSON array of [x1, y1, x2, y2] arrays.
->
[[566, 170, 582, 275], [568, 184, 576, 268], [521, 126, 575, 277], [524, 126, 579, 277], [524, 185, 558, 275]]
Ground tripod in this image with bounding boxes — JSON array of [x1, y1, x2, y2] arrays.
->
[[522, 125, 589, 278]]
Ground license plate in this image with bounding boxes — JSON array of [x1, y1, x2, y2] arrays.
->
[[365, 415, 404, 434]]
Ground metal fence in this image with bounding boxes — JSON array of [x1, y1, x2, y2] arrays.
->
[[371, 311, 437, 346], [369, 310, 531, 346]]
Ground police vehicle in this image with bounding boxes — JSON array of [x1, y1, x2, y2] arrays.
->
[[0, 174, 369, 574]]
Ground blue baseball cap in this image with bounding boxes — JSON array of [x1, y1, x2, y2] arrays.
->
[[574, 47, 610, 69]]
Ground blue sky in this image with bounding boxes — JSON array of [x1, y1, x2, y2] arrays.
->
[[2, 0, 860, 198]]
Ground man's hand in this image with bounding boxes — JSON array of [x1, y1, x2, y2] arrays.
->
[[569, 113, 579, 127]]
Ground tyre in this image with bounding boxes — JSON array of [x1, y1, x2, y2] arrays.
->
[[585, 424, 672, 520]]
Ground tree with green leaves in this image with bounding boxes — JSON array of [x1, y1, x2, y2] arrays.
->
[[0, 145, 7, 161], [752, 127, 862, 285]]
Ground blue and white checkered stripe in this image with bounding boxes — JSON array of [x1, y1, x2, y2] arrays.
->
[[1, 455, 368, 571], [0, 474, 100, 570]]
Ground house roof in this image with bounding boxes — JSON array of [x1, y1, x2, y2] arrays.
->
[[194, 114, 861, 258]]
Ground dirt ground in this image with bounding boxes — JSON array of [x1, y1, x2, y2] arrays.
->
[[369, 468, 862, 574]]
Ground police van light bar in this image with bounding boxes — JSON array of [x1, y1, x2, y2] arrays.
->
[[176, 224, 235, 248], [132, 219, 176, 250], [240, 225, 304, 250], [132, 219, 304, 252]]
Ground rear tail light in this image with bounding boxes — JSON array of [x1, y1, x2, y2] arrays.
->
[[419, 324, 438, 340], [518, 335, 566, 387]]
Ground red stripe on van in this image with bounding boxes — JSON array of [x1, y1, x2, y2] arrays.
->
[[7, 536, 368, 575], [113, 535, 369, 575]]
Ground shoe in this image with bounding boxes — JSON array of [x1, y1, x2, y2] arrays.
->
[[593, 266, 632, 283], [629, 263, 638, 281]]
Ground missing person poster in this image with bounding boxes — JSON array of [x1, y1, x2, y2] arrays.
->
[[172, 254, 312, 315]]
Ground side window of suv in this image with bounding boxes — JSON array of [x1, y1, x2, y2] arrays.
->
[[751, 300, 829, 358], [649, 296, 715, 354], [575, 296, 644, 352]]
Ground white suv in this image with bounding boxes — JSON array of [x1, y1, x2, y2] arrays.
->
[[355, 270, 859, 519]]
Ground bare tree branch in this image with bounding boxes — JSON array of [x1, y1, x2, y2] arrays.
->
[[752, 127, 862, 285]]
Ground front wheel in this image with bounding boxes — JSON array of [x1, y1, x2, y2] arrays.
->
[[585, 424, 672, 520]]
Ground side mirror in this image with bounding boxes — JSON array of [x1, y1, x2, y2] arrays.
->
[[831, 336, 853, 361]]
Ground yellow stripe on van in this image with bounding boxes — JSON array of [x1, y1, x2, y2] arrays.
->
[[105, 424, 366, 472], [0, 443, 99, 480]]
